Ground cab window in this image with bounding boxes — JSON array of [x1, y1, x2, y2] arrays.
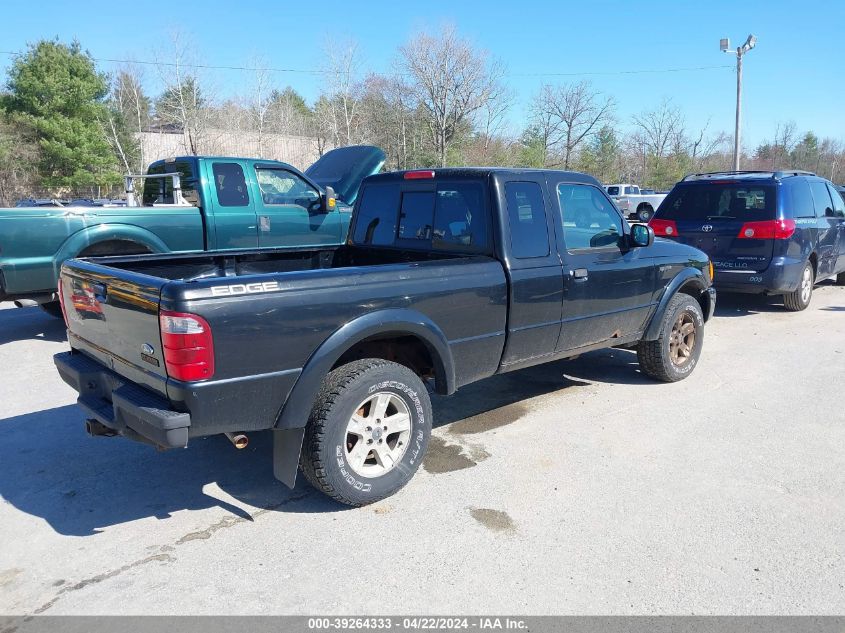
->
[[213, 163, 249, 207], [558, 184, 623, 249], [142, 160, 199, 205], [255, 168, 319, 209], [504, 182, 550, 259]]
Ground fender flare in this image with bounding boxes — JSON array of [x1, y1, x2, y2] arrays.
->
[[274, 308, 456, 430], [54, 224, 170, 268], [643, 267, 709, 340]]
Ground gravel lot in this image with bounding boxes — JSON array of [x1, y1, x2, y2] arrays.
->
[[1, 284, 843, 615]]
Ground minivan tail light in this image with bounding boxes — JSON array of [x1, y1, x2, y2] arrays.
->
[[159, 310, 214, 382], [736, 219, 796, 240], [649, 218, 679, 237], [404, 170, 435, 180]]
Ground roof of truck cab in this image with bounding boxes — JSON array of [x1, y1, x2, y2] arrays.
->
[[366, 167, 601, 184], [151, 156, 292, 165]]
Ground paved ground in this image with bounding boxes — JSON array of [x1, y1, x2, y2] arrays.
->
[[0, 284, 843, 615]]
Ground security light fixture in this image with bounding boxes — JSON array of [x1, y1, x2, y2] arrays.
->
[[719, 34, 758, 170]]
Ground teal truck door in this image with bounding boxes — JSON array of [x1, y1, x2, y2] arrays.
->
[[253, 164, 343, 247], [205, 160, 260, 249]]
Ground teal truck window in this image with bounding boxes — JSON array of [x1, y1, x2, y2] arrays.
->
[[256, 168, 319, 208], [213, 163, 250, 207]]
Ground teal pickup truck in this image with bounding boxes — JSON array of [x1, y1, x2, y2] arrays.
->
[[0, 145, 385, 316]]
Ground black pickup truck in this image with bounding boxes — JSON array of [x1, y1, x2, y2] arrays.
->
[[54, 167, 716, 506]]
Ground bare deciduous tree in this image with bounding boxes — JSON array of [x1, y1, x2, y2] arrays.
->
[[533, 81, 614, 168], [632, 98, 684, 160], [399, 25, 505, 167], [154, 31, 210, 155]]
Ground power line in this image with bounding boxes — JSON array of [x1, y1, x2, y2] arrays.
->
[[0, 50, 732, 78]]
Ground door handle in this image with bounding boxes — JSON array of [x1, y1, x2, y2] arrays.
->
[[570, 268, 589, 280]]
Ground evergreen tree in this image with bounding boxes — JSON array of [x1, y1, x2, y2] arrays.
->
[[1, 39, 119, 187]]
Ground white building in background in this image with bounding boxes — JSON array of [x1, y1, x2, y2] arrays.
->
[[137, 128, 323, 170]]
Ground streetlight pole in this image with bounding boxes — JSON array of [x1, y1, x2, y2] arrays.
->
[[721, 35, 757, 171]]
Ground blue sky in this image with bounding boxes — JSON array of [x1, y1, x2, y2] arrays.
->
[[2, 0, 843, 149]]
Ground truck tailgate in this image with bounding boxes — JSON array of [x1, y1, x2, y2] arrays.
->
[[59, 259, 169, 396]]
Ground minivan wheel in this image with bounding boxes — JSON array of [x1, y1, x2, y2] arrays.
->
[[299, 358, 431, 507], [783, 263, 814, 311], [637, 292, 704, 382]]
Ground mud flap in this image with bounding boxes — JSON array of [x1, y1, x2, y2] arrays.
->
[[273, 427, 306, 488]]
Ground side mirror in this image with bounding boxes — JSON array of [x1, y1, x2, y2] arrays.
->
[[321, 186, 337, 213], [630, 223, 654, 248]]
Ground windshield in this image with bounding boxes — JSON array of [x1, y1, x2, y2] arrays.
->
[[658, 183, 776, 221]]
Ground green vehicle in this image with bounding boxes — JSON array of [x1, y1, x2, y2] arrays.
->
[[0, 145, 385, 317]]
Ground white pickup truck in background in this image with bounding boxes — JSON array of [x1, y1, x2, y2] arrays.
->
[[605, 183, 667, 222]]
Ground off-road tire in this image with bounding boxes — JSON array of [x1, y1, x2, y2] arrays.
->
[[835, 271, 845, 286], [783, 262, 814, 311], [299, 358, 432, 507], [39, 301, 63, 319], [637, 292, 704, 382]]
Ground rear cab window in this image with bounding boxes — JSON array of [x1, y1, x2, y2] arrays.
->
[[353, 179, 489, 253], [606, 186, 620, 196], [504, 182, 550, 258], [142, 160, 199, 205], [659, 183, 776, 222]]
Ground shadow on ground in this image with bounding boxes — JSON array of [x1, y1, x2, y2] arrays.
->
[[0, 405, 340, 536], [0, 306, 66, 345], [0, 348, 638, 535]]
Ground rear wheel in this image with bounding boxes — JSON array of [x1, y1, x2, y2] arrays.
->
[[836, 272, 845, 286], [637, 292, 704, 382], [300, 359, 431, 507], [783, 262, 814, 311]]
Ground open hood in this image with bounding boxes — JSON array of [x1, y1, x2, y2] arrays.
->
[[305, 145, 385, 205]]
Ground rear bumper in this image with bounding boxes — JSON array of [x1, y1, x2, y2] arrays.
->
[[54, 351, 190, 449], [713, 257, 806, 295]]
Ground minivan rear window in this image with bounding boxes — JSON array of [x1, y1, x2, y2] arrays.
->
[[659, 183, 776, 221]]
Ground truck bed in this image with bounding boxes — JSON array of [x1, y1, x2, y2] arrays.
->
[[58, 245, 508, 440]]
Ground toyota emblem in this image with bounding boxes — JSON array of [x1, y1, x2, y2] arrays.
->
[[701, 224, 713, 232]]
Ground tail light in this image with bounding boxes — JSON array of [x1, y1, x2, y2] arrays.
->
[[57, 281, 69, 326], [649, 218, 678, 237], [159, 310, 215, 382], [736, 219, 796, 240]]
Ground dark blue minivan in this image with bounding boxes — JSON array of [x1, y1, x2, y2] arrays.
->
[[649, 171, 845, 311]]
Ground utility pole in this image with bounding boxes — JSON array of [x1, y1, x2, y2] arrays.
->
[[721, 35, 757, 171]]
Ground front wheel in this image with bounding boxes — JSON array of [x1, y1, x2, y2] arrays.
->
[[637, 292, 704, 382], [299, 359, 432, 507], [783, 262, 814, 311], [835, 271, 845, 286]]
